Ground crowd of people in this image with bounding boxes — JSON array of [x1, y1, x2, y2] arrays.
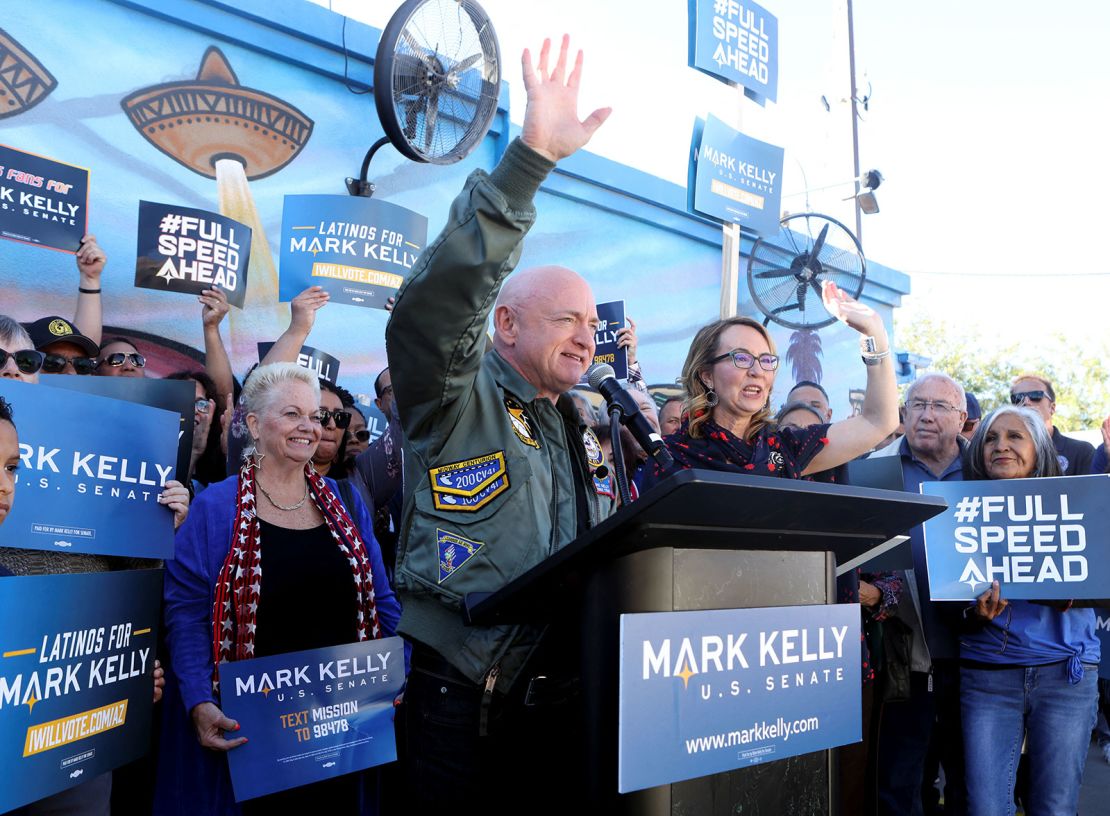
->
[[2, 34, 1110, 816]]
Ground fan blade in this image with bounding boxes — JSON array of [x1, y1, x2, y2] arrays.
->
[[810, 222, 830, 261], [449, 53, 483, 75], [424, 88, 440, 152], [400, 28, 422, 55], [808, 279, 824, 301], [754, 266, 798, 280]]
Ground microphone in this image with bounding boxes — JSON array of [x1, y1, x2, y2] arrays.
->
[[586, 364, 673, 470]]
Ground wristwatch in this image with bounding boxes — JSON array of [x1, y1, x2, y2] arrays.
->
[[859, 335, 890, 366]]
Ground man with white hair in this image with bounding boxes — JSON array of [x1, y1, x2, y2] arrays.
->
[[875, 372, 969, 816], [386, 36, 612, 811]]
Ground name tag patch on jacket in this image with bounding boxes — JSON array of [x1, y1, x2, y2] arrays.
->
[[593, 472, 614, 498], [437, 528, 485, 583], [428, 451, 509, 511], [504, 395, 540, 449]]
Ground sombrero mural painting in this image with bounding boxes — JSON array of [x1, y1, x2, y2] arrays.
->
[[0, 27, 56, 120]]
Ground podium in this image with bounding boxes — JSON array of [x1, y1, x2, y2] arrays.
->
[[467, 469, 947, 814]]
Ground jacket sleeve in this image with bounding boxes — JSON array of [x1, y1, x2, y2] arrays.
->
[[164, 488, 223, 714], [385, 139, 554, 453]]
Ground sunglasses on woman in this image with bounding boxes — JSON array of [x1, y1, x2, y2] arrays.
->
[[317, 409, 352, 429], [0, 349, 45, 374], [98, 352, 146, 369], [352, 429, 371, 443], [42, 353, 97, 375]]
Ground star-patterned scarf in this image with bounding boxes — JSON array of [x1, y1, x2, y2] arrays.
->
[[211, 457, 381, 693]]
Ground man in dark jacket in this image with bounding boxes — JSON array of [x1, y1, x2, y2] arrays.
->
[[1010, 374, 1094, 476], [386, 36, 612, 813]]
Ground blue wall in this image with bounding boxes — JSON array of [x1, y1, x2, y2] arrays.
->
[[0, 0, 909, 424]]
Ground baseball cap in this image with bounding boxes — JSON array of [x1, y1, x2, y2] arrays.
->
[[24, 316, 100, 356], [965, 392, 982, 422]]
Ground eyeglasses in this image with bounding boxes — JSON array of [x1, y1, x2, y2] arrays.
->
[[317, 409, 352, 429], [352, 429, 371, 443], [194, 398, 212, 414], [42, 353, 97, 375], [708, 349, 780, 371], [98, 352, 146, 369], [906, 399, 960, 415], [1010, 390, 1047, 405], [0, 349, 45, 374]]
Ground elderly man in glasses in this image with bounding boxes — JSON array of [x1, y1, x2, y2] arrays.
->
[[1009, 373, 1094, 476], [875, 372, 971, 816]]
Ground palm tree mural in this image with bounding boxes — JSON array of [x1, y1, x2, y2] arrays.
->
[[786, 328, 823, 384]]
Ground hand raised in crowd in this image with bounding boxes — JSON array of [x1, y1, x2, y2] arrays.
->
[[821, 280, 885, 339], [521, 35, 612, 162], [1102, 414, 1110, 451], [219, 394, 233, 457], [290, 285, 329, 334], [158, 479, 190, 529], [190, 701, 247, 752], [75, 234, 106, 283], [616, 316, 638, 366], [974, 580, 1009, 621], [199, 287, 230, 329], [153, 659, 165, 704]]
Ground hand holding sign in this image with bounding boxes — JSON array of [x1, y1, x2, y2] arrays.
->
[[200, 286, 230, 329], [157, 479, 190, 529], [974, 580, 1010, 621], [191, 702, 247, 752], [76, 233, 106, 282], [521, 36, 611, 162], [616, 316, 638, 365]]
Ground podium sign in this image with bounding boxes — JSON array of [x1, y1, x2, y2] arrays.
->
[[618, 604, 860, 793]]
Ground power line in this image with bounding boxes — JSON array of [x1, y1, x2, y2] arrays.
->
[[907, 269, 1110, 278]]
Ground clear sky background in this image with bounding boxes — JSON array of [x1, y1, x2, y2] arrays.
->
[[316, 0, 1110, 349]]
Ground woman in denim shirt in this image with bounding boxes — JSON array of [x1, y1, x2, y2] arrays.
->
[[960, 406, 1104, 816]]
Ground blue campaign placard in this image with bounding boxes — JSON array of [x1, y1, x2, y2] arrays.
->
[[689, 115, 784, 237], [0, 569, 162, 813], [580, 300, 628, 383], [688, 0, 779, 104], [0, 379, 177, 559], [134, 200, 251, 308], [921, 475, 1110, 601], [0, 144, 89, 253], [280, 195, 428, 310], [220, 637, 405, 801], [619, 604, 861, 793], [1096, 609, 1110, 680]]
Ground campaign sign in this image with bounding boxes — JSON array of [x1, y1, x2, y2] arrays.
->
[[0, 144, 89, 252], [579, 300, 627, 383], [0, 569, 162, 812], [221, 637, 405, 801], [134, 201, 251, 307], [619, 604, 861, 793], [257, 342, 340, 385], [921, 475, 1110, 601], [1096, 609, 1110, 680], [688, 0, 779, 104], [280, 195, 428, 310], [40, 375, 196, 490], [689, 115, 784, 237], [0, 380, 177, 559]]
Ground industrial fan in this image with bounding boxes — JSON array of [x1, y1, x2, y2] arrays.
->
[[746, 212, 867, 330], [373, 0, 501, 164]]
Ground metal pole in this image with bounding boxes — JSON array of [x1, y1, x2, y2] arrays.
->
[[846, 0, 863, 245], [720, 85, 746, 319]]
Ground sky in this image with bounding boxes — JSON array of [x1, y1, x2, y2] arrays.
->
[[315, 0, 1110, 350]]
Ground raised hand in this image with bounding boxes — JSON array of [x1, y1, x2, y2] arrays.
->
[[75, 234, 106, 283], [290, 285, 329, 334], [1102, 415, 1110, 451], [520, 35, 611, 162], [821, 280, 884, 339], [200, 287, 230, 329], [616, 316, 638, 365]]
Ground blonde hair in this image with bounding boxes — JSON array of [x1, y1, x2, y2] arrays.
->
[[680, 316, 777, 440], [241, 363, 320, 459]]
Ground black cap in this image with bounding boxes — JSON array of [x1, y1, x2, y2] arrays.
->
[[24, 316, 99, 356], [965, 392, 982, 421]]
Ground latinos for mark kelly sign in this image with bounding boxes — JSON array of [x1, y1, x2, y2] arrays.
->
[[921, 475, 1110, 601], [688, 0, 779, 104], [0, 569, 162, 812], [280, 195, 428, 310], [0, 144, 89, 253], [619, 604, 860, 793], [0, 380, 177, 560], [689, 114, 784, 238], [134, 200, 251, 307], [579, 300, 628, 383], [220, 637, 405, 801]]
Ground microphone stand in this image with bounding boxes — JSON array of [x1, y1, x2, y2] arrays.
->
[[608, 404, 633, 506]]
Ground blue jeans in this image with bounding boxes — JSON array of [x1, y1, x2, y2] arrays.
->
[[961, 661, 1098, 816]]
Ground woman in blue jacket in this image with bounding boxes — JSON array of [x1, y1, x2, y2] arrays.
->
[[960, 406, 1103, 816]]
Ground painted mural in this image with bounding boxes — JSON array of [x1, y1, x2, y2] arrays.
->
[[0, 0, 906, 428]]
